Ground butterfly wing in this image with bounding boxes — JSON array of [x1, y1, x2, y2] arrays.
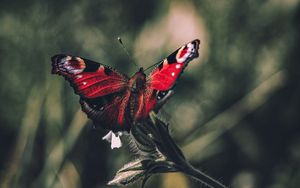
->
[[147, 39, 200, 91], [80, 90, 131, 132], [143, 39, 200, 115], [52, 54, 131, 131], [51, 54, 129, 98]]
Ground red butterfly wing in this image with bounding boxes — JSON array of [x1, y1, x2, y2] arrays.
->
[[143, 39, 200, 116], [147, 39, 200, 91], [51, 54, 129, 98], [52, 54, 131, 132], [80, 90, 131, 132]]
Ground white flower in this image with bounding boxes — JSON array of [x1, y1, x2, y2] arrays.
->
[[102, 131, 123, 149]]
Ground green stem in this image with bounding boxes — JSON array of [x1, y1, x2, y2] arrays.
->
[[177, 162, 228, 188]]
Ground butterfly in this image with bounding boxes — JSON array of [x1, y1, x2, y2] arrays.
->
[[52, 39, 200, 133]]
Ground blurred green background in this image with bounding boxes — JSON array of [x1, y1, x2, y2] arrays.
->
[[0, 0, 300, 188]]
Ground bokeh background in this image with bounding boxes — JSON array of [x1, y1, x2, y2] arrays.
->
[[1, 0, 300, 188]]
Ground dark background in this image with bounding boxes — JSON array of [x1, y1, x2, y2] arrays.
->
[[0, 0, 299, 188]]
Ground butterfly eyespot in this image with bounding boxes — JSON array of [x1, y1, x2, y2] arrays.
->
[[76, 75, 83, 79], [176, 64, 181, 69], [171, 72, 175, 77], [82, 82, 87, 85]]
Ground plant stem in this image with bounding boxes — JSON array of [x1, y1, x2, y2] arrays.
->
[[177, 162, 228, 188]]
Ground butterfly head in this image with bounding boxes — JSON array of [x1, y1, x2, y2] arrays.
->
[[138, 67, 144, 73], [130, 68, 146, 92]]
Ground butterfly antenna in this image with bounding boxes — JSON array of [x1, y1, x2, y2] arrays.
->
[[117, 37, 139, 68], [144, 60, 162, 72]]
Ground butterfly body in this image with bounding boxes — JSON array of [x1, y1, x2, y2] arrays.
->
[[52, 39, 200, 132]]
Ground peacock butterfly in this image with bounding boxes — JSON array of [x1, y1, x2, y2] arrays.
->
[[51, 39, 200, 133]]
